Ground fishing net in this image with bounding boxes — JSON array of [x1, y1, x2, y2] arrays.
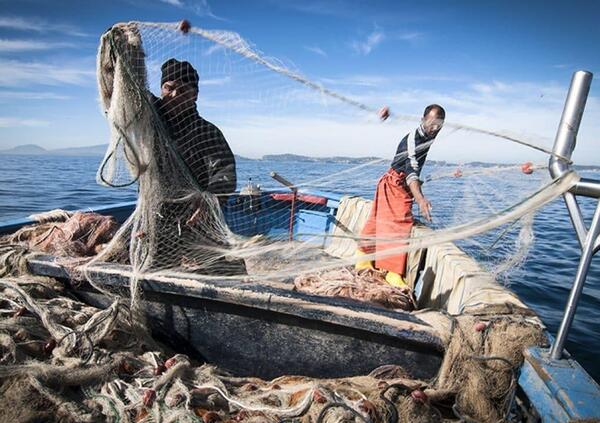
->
[[0, 19, 583, 422], [0, 273, 546, 422], [5, 211, 118, 259], [87, 20, 577, 290]]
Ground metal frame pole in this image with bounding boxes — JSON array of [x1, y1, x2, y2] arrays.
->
[[550, 201, 600, 359], [549, 71, 592, 175], [547, 70, 599, 360]]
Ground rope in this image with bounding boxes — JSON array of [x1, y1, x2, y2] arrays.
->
[[316, 402, 371, 423], [192, 383, 315, 418]]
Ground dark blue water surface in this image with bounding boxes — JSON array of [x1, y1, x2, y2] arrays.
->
[[1, 154, 599, 382]]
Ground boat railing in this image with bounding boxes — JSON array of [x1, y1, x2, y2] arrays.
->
[[548, 70, 600, 360]]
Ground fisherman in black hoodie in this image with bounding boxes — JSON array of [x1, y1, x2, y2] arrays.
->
[[154, 58, 237, 205], [152, 58, 245, 275]]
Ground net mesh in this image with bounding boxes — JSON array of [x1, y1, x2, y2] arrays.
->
[[0, 20, 582, 422], [90, 21, 575, 290]]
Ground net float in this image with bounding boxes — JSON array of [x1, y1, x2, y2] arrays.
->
[[143, 389, 156, 407], [378, 106, 390, 121], [358, 399, 377, 415], [411, 389, 428, 403], [43, 339, 56, 354], [179, 19, 191, 33], [119, 359, 137, 374], [474, 322, 487, 332], [313, 389, 327, 403], [521, 162, 534, 174]]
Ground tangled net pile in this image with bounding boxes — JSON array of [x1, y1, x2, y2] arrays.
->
[[0, 266, 546, 422], [0, 20, 579, 422], [5, 211, 119, 259], [294, 268, 416, 311]]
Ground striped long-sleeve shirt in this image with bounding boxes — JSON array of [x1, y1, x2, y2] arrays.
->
[[390, 125, 437, 185]]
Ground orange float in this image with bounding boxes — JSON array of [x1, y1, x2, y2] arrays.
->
[[521, 162, 534, 174]]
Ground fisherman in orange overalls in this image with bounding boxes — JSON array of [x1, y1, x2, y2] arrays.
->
[[357, 104, 445, 286]]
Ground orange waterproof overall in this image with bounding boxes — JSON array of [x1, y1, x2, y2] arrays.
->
[[359, 168, 413, 276]]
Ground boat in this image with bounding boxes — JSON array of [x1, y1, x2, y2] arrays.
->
[[1, 73, 599, 422]]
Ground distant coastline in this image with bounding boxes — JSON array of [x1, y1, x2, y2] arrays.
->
[[1, 144, 599, 170], [0, 143, 108, 157]]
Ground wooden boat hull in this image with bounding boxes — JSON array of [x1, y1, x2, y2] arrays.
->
[[27, 254, 444, 380]]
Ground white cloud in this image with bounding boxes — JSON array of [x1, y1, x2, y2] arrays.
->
[[304, 45, 327, 57], [0, 90, 71, 100], [199, 76, 231, 86], [322, 73, 463, 89], [0, 117, 49, 127], [212, 76, 600, 165], [0, 39, 77, 52], [395, 31, 422, 41], [265, 0, 358, 19], [320, 74, 388, 87], [0, 16, 88, 37], [350, 29, 385, 55], [0, 59, 95, 87], [202, 44, 225, 56], [223, 114, 400, 160], [156, 0, 225, 20]]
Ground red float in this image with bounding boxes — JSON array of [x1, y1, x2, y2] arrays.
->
[[165, 356, 178, 369], [521, 162, 534, 174], [411, 389, 428, 403], [143, 389, 156, 407], [178, 20, 191, 34], [474, 322, 487, 332]]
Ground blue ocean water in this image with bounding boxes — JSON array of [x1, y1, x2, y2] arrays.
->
[[1, 153, 599, 382]]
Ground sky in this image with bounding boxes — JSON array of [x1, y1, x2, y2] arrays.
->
[[0, 0, 599, 164]]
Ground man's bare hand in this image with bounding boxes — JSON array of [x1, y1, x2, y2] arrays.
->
[[417, 198, 432, 222], [378, 106, 390, 121]]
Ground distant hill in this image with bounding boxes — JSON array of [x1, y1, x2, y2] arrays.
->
[[0, 144, 260, 161], [51, 144, 108, 156], [260, 154, 461, 167], [261, 154, 384, 164], [0, 143, 108, 157], [1, 144, 48, 155], [2, 146, 597, 170]]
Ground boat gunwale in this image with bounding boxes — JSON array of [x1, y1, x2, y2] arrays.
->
[[26, 253, 447, 353]]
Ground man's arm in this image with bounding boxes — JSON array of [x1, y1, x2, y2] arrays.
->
[[408, 179, 432, 222], [204, 125, 237, 196]]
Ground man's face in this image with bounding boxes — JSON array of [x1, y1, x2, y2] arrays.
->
[[161, 80, 198, 112], [421, 111, 444, 138]]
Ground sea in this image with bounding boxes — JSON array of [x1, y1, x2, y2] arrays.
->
[[1, 153, 599, 382]]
